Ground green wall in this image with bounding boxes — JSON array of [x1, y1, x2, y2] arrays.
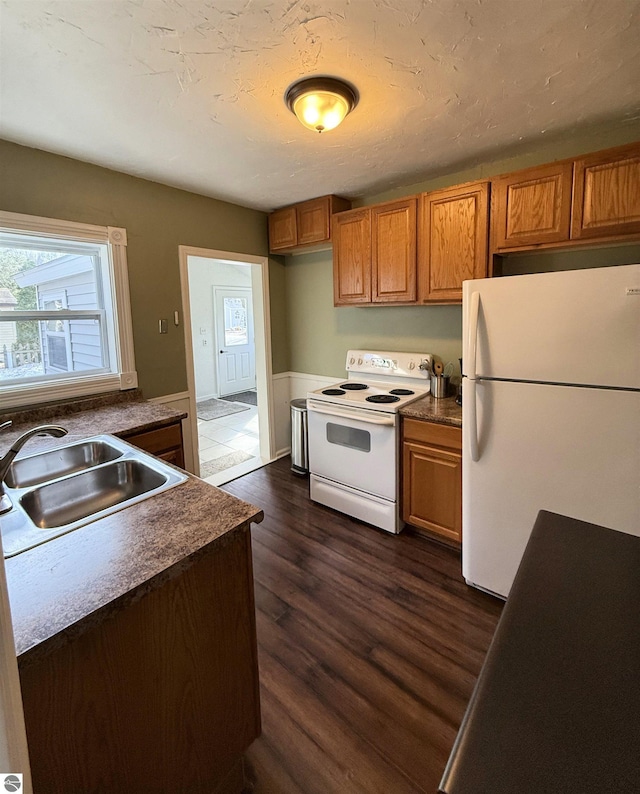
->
[[0, 139, 289, 397], [285, 122, 640, 378], [286, 250, 463, 375]]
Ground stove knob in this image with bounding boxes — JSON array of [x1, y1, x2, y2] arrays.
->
[[349, 357, 355, 365], [358, 358, 363, 365], [408, 361, 415, 370]]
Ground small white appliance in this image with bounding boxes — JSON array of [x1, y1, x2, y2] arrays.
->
[[462, 264, 640, 599], [307, 350, 433, 533]]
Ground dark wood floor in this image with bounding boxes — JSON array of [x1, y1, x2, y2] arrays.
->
[[223, 458, 502, 794]]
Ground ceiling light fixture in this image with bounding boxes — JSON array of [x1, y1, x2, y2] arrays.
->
[[285, 77, 358, 133]]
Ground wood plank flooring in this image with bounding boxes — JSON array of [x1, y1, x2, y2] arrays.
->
[[223, 458, 502, 794]]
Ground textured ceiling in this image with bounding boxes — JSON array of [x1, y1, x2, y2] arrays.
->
[[1, 0, 639, 211]]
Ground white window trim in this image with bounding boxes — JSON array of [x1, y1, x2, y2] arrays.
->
[[0, 210, 137, 409]]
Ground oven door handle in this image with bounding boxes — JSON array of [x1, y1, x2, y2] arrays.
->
[[307, 402, 396, 426]]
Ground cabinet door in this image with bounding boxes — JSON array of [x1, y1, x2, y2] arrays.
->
[[268, 206, 297, 251], [371, 198, 417, 303], [333, 208, 372, 305], [420, 181, 489, 302], [402, 440, 462, 543], [296, 197, 330, 245], [492, 163, 573, 249], [572, 143, 640, 240], [402, 419, 462, 544]]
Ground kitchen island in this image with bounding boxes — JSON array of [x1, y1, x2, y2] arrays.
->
[[2, 397, 264, 794]]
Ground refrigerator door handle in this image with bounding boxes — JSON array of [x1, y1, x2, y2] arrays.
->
[[467, 291, 480, 380], [468, 377, 480, 461]]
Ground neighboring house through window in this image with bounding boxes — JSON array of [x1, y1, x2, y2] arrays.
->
[[0, 211, 137, 409]]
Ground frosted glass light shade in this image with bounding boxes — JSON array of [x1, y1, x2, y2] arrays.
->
[[285, 77, 358, 133]]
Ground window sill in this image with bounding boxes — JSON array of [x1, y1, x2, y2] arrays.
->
[[0, 372, 138, 411]]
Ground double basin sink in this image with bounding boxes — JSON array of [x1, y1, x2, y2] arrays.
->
[[2, 435, 187, 558]]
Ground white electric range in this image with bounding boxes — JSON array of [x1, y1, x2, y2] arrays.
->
[[307, 350, 433, 533]]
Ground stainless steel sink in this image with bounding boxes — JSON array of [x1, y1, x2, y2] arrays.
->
[[5, 439, 123, 489], [21, 459, 169, 529], [1, 435, 187, 558]]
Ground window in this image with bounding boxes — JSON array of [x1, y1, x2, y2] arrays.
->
[[223, 296, 249, 346], [41, 292, 72, 372], [0, 211, 137, 409]]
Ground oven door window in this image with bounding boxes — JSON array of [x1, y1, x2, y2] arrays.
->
[[326, 422, 371, 453]]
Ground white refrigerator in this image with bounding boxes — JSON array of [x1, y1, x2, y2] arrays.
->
[[462, 264, 640, 599]]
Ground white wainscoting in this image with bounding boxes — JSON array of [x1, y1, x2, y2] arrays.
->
[[272, 371, 338, 459], [271, 372, 292, 458], [147, 392, 195, 474]]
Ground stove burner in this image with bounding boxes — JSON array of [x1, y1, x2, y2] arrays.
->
[[389, 388, 415, 396], [322, 388, 346, 396], [340, 383, 368, 390], [366, 394, 400, 404]]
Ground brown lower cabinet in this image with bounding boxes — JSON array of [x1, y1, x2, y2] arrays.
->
[[19, 525, 260, 794], [122, 420, 185, 469], [402, 418, 462, 546]]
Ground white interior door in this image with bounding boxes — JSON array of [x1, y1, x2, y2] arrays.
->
[[214, 287, 256, 397]]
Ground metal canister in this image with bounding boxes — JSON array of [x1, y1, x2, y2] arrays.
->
[[430, 374, 450, 399]]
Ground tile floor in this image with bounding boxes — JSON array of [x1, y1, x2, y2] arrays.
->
[[198, 402, 264, 486]]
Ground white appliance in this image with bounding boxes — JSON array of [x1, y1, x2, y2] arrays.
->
[[307, 350, 433, 533], [462, 264, 640, 599]]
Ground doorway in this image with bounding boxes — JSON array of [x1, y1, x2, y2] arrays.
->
[[179, 246, 274, 485]]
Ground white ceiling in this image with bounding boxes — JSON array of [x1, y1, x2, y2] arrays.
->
[[1, 0, 639, 212]]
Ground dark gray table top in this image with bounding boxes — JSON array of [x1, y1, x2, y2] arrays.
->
[[440, 510, 640, 794]]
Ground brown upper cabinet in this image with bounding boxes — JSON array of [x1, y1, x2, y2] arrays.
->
[[372, 198, 418, 303], [334, 198, 418, 306], [491, 162, 573, 249], [333, 208, 372, 304], [268, 195, 351, 254], [334, 184, 489, 306], [491, 141, 640, 254], [572, 143, 640, 240], [268, 206, 297, 250], [419, 181, 489, 302]]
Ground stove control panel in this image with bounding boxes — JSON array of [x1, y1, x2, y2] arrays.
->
[[345, 350, 433, 380]]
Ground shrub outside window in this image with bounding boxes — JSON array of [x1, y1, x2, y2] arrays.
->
[[0, 211, 137, 409]]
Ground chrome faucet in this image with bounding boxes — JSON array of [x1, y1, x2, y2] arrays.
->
[[0, 420, 68, 514]]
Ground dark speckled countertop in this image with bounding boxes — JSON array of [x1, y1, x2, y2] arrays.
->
[[400, 395, 462, 427], [1, 394, 263, 667], [1, 393, 188, 449]]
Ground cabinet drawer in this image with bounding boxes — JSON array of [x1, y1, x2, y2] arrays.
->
[[403, 418, 461, 451], [124, 422, 183, 456]]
